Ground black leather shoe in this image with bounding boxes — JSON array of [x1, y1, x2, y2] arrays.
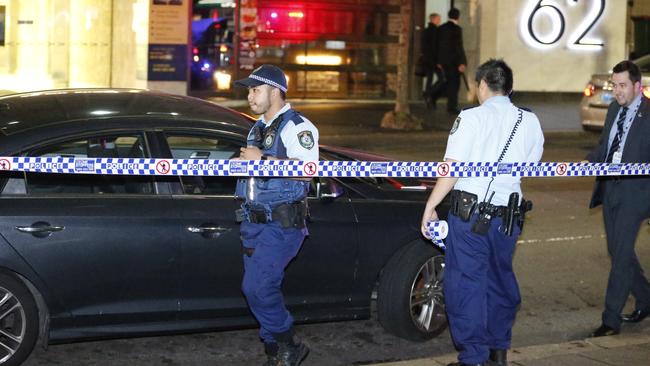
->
[[277, 342, 309, 366], [446, 362, 486, 366], [590, 324, 620, 337], [489, 349, 507, 366], [621, 309, 650, 323]]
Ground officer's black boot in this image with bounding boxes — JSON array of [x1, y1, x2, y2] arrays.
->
[[273, 329, 309, 366], [489, 349, 507, 366], [263, 342, 279, 366], [277, 341, 309, 366]]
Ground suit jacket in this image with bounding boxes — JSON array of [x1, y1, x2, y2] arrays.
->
[[588, 96, 650, 209], [421, 24, 439, 67], [436, 21, 466, 67]]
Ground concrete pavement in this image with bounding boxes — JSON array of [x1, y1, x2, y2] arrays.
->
[[368, 326, 650, 366]]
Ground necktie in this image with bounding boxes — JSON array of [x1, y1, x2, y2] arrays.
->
[[605, 107, 628, 163]]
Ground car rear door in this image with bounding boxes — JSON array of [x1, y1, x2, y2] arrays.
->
[[0, 133, 182, 330], [160, 131, 360, 324]]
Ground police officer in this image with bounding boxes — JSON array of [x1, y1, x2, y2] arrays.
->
[[234, 64, 318, 366], [420, 59, 544, 366]]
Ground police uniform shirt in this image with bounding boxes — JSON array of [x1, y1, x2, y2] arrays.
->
[[444, 96, 544, 206], [253, 103, 319, 161]]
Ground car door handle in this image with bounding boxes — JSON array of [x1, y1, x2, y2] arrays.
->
[[15, 225, 65, 233], [187, 226, 231, 234]]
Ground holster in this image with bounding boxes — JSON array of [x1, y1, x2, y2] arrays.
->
[[517, 198, 533, 232], [450, 190, 478, 222], [236, 201, 308, 229]]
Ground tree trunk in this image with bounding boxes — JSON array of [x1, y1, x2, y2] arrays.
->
[[395, 0, 410, 115], [381, 0, 422, 130]]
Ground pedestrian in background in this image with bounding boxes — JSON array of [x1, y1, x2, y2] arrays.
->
[[234, 64, 318, 366], [437, 7, 467, 114], [421, 12, 442, 109], [586, 60, 650, 338], [421, 59, 544, 366]]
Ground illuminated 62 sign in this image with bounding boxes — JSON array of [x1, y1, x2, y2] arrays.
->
[[520, 0, 606, 50]]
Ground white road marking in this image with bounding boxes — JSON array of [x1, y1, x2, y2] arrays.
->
[[517, 234, 605, 245]]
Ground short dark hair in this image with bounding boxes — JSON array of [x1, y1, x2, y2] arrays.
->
[[448, 8, 460, 20], [612, 60, 642, 84], [475, 59, 513, 95]]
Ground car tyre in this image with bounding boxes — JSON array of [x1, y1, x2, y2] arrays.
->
[[377, 241, 446, 341], [0, 273, 39, 366]]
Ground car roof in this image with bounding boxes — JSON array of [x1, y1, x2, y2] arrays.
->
[[0, 88, 254, 138]]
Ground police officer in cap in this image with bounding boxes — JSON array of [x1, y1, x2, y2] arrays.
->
[[234, 64, 318, 366], [421, 59, 544, 366]]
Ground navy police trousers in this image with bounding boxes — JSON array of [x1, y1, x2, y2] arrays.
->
[[444, 213, 521, 364], [240, 221, 306, 344]]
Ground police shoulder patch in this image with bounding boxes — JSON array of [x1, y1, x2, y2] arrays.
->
[[297, 130, 314, 149], [450, 116, 461, 135]]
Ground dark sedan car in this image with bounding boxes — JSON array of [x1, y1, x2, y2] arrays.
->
[[0, 89, 446, 365]]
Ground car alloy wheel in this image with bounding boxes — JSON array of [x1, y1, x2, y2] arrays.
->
[[0, 285, 27, 363], [409, 255, 445, 333], [377, 241, 447, 341], [0, 273, 39, 366]]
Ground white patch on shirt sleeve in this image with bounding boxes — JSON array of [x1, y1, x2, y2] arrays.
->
[[444, 111, 477, 161], [281, 118, 320, 161]]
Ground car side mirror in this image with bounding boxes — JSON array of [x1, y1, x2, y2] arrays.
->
[[316, 179, 344, 201]]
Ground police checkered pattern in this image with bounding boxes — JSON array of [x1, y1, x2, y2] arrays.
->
[[249, 74, 288, 93], [426, 220, 448, 250], [1, 157, 650, 178]]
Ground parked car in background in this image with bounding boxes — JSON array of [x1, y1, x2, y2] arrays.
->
[[580, 55, 650, 131], [0, 89, 448, 365]]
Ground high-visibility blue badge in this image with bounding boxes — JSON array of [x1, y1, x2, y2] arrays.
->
[[229, 161, 248, 174], [370, 162, 388, 175], [497, 163, 513, 175], [75, 159, 95, 172]]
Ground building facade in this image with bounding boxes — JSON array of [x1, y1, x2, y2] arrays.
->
[[0, 0, 647, 98]]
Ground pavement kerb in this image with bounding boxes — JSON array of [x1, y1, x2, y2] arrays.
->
[[367, 333, 650, 366]]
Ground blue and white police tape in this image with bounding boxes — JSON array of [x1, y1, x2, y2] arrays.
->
[[0, 157, 649, 178], [426, 220, 448, 250]]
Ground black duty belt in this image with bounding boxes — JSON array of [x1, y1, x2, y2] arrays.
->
[[244, 201, 308, 229]]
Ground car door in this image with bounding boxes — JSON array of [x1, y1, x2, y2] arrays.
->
[[0, 133, 182, 329], [160, 131, 360, 324]]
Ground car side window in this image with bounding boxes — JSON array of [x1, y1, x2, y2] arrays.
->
[[24, 135, 154, 195], [165, 134, 240, 195]]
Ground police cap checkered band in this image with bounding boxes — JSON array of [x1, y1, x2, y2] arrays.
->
[[234, 64, 288, 93]]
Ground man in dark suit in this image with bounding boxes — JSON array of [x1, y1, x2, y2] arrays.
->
[[421, 13, 441, 108], [586, 60, 650, 337], [436, 8, 467, 114]]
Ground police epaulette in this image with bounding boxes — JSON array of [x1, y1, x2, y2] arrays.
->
[[516, 106, 532, 112], [461, 105, 479, 111]]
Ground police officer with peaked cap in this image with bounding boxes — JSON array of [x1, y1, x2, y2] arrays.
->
[[234, 64, 318, 366], [421, 59, 544, 366]]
